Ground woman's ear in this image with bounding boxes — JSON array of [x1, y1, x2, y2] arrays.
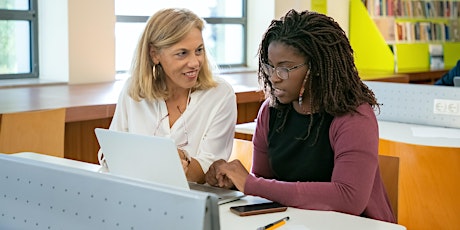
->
[[149, 44, 159, 64]]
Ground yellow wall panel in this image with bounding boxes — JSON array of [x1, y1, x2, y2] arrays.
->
[[349, 0, 394, 72], [394, 43, 429, 72]]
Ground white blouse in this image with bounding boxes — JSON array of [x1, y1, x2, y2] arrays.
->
[[106, 76, 237, 172]]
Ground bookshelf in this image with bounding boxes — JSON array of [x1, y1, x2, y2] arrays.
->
[[350, 0, 460, 73]]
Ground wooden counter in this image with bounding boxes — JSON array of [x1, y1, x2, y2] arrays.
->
[[397, 68, 448, 84], [359, 71, 410, 83], [377, 121, 460, 230], [0, 74, 264, 163], [0, 72, 410, 163]]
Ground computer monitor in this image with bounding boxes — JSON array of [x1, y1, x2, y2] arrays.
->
[[453, 76, 460, 87]]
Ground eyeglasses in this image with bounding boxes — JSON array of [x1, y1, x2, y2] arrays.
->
[[261, 62, 307, 80], [177, 114, 189, 148]]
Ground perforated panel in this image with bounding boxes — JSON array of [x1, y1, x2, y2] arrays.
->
[[365, 81, 460, 129], [0, 154, 219, 230]]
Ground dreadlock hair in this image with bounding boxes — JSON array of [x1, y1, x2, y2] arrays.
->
[[258, 9, 379, 115], [257, 9, 379, 143]]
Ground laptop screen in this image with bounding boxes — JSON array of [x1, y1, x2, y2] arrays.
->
[[95, 128, 190, 190], [95, 128, 246, 205]]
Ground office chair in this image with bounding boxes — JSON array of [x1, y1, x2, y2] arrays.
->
[[378, 155, 400, 222], [229, 138, 253, 171], [0, 108, 66, 157]]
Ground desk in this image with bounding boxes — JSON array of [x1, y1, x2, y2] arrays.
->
[[235, 121, 460, 230], [378, 121, 460, 230], [0, 74, 264, 163], [221, 196, 405, 230], [12, 152, 405, 230], [397, 69, 448, 84], [359, 71, 410, 83]]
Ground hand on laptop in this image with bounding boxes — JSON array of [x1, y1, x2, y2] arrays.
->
[[206, 159, 249, 192], [178, 149, 191, 173], [206, 159, 234, 189]]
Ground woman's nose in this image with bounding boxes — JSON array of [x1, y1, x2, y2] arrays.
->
[[188, 54, 200, 68], [269, 70, 282, 83]]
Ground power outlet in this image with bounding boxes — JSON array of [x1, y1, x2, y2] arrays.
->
[[433, 99, 460, 115]]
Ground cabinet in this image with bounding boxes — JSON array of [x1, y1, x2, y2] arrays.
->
[[350, 0, 460, 73]]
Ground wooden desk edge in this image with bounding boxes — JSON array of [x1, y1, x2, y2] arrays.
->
[[64, 89, 264, 122], [65, 104, 116, 122]]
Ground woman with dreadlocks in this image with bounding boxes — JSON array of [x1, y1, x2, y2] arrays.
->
[[205, 9, 395, 223]]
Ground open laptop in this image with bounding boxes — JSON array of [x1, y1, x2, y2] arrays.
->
[[454, 76, 460, 87], [94, 128, 245, 205]]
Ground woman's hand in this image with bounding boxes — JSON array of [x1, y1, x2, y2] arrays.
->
[[178, 148, 205, 183], [205, 159, 234, 189], [178, 149, 190, 173], [217, 160, 249, 192], [205, 159, 249, 192]]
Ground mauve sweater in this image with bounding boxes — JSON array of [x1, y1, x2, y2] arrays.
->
[[244, 100, 396, 223]]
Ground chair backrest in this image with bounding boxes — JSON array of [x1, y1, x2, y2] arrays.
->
[[378, 154, 400, 222], [229, 138, 253, 171], [0, 108, 66, 157]]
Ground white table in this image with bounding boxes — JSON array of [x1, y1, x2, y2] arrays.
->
[[378, 120, 460, 147], [220, 196, 405, 230], [12, 152, 405, 230], [236, 120, 460, 148]]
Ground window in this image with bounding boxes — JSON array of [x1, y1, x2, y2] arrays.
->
[[0, 0, 38, 79], [115, 0, 247, 75]]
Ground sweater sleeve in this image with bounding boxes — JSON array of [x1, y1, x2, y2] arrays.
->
[[435, 60, 460, 86], [244, 104, 379, 216], [250, 99, 273, 178]]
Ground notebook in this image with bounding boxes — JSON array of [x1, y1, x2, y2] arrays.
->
[[94, 128, 245, 205], [454, 76, 460, 87]]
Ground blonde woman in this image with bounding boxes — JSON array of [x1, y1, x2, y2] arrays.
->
[[100, 8, 237, 183]]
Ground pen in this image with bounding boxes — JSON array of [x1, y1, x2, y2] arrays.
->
[[258, 216, 290, 230]]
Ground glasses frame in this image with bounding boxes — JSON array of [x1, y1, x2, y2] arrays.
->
[[262, 62, 307, 80]]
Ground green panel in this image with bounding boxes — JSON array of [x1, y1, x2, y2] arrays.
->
[[443, 43, 460, 69], [349, 0, 394, 72], [394, 43, 429, 72], [311, 0, 327, 14]]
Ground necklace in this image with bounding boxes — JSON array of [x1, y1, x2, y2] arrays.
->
[[177, 88, 192, 115]]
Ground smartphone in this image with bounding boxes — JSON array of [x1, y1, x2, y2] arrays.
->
[[229, 202, 287, 216]]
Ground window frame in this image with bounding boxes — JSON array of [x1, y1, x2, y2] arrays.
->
[[0, 0, 39, 80], [115, 0, 247, 74]]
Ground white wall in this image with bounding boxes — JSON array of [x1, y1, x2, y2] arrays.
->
[[275, 0, 310, 18], [327, 0, 350, 36], [38, 0, 70, 82], [67, 0, 115, 84], [39, 0, 115, 84], [275, 0, 349, 36], [246, 0, 275, 69]]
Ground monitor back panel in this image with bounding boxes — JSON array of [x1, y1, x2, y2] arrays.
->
[[0, 153, 219, 230], [365, 81, 460, 129]]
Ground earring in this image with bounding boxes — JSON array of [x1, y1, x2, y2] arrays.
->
[[298, 68, 310, 106], [152, 64, 158, 80]]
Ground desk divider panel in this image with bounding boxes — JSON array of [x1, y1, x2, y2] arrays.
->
[[0, 154, 219, 230], [364, 81, 460, 129]]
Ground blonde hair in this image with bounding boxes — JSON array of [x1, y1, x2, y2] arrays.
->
[[128, 8, 217, 101]]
